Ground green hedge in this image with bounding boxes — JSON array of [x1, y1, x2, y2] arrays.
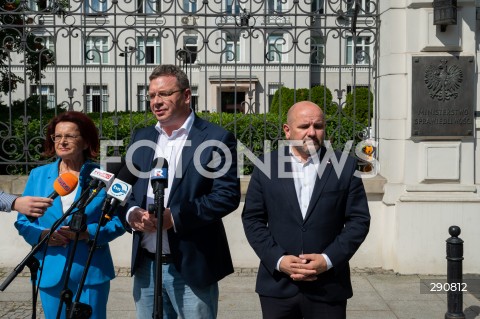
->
[[0, 109, 365, 175], [343, 87, 373, 126], [269, 85, 334, 116]]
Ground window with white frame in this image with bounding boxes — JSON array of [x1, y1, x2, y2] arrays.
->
[[310, 36, 325, 65], [31, 85, 55, 109], [84, 0, 107, 14], [40, 36, 55, 52], [182, 0, 197, 13], [85, 36, 109, 64], [138, 0, 160, 13], [225, 0, 240, 14], [267, 34, 285, 63], [137, 37, 161, 65], [30, 36, 55, 55], [190, 85, 198, 112], [347, 0, 373, 14], [312, 0, 324, 13], [28, 0, 50, 10], [346, 36, 371, 65], [268, 83, 282, 110], [182, 35, 198, 64], [223, 33, 240, 63], [85, 85, 108, 113], [137, 85, 149, 112], [267, 0, 283, 14], [266, 0, 285, 24]]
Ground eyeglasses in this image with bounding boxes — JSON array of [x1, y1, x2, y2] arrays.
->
[[146, 88, 184, 102], [50, 134, 80, 143]]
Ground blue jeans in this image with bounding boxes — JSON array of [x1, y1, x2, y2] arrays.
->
[[133, 255, 219, 319]]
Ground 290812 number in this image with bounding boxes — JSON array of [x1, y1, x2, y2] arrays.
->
[[430, 282, 467, 292]]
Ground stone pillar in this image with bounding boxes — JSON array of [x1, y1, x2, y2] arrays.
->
[[377, 0, 480, 274]]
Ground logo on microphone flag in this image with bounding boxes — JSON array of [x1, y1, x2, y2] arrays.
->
[[152, 168, 167, 179], [111, 181, 129, 195], [57, 176, 72, 192]]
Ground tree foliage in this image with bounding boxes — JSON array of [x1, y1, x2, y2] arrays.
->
[[0, 0, 56, 93]]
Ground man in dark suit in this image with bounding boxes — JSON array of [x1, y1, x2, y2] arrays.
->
[[242, 101, 370, 319], [121, 64, 240, 319]]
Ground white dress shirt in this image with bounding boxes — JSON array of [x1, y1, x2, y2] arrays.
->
[[127, 112, 194, 254], [276, 147, 333, 271]]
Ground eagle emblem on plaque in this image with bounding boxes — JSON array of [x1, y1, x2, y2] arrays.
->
[[424, 59, 463, 101]]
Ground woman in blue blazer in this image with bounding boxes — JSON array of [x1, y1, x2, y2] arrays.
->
[[15, 111, 125, 319]]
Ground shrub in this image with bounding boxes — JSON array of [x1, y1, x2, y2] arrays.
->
[[269, 85, 334, 117], [343, 87, 373, 126]]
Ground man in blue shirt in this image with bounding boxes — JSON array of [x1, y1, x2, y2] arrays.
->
[[0, 191, 52, 217]]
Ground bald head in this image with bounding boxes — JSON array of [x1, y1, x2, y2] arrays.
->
[[287, 101, 324, 125], [283, 101, 325, 161]]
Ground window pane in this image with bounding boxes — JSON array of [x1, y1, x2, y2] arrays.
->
[[268, 35, 283, 62], [86, 85, 108, 112], [312, 0, 324, 13], [137, 86, 148, 112], [183, 0, 196, 12], [85, 0, 107, 13], [86, 36, 108, 64]]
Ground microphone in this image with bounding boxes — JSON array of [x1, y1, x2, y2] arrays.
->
[[79, 162, 124, 209], [150, 157, 169, 194], [89, 168, 115, 190], [27, 172, 78, 222], [101, 162, 139, 225], [49, 172, 78, 199], [149, 157, 168, 218]]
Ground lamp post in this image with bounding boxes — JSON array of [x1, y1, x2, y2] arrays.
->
[[119, 46, 135, 112]]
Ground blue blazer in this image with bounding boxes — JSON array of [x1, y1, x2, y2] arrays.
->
[[15, 158, 126, 288], [121, 115, 241, 288], [242, 146, 371, 302]]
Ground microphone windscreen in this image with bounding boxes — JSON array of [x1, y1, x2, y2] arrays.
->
[[150, 157, 169, 184], [151, 157, 168, 170], [53, 172, 78, 196], [105, 157, 126, 176], [116, 161, 140, 186]]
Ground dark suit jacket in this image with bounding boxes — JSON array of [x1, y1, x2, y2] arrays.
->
[[242, 146, 370, 302], [121, 114, 241, 288]]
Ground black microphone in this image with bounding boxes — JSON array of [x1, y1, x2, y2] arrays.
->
[[150, 157, 169, 194], [149, 157, 168, 218], [101, 162, 139, 225]]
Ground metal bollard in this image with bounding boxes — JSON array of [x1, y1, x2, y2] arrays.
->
[[445, 225, 465, 319]]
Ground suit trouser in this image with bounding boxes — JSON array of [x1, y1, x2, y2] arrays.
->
[[259, 293, 347, 319]]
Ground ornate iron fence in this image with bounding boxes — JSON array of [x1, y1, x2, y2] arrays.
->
[[0, 0, 379, 174]]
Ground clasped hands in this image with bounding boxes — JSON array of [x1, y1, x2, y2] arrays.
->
[[128, 207, 174, 232], [41, 226, 89, 247], [279, 254, 328, 282]]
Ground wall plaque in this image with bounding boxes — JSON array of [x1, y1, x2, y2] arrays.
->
[[411, 56, 474, 137]]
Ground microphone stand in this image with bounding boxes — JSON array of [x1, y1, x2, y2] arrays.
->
[[66, 197, 114, 319], [152, 182, 166, 319], [56, 181, 105, 319], [56, 209, 86, 319], [0, 180, 101, 319]]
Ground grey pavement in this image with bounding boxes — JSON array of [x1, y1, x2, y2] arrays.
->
[[1, 267, 479, 319]]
